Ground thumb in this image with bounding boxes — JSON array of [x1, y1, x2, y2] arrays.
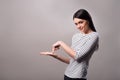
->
[[52, 47, 55, 53]]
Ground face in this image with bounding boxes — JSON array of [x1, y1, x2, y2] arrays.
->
[[73, 18, 90, 33]]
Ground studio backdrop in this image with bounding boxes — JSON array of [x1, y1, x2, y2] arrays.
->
[[0, 0, 120, 80]]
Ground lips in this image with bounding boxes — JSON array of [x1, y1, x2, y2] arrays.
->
[[80, 26, 83, 30]]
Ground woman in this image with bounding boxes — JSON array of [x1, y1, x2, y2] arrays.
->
[[40, 9, 99, 80]]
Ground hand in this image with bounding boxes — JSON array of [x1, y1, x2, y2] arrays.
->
[[52, 41, 62, 53], [40, 52, 56, 56]]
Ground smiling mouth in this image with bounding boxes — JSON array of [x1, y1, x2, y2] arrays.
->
[[79, 26, 83, 30]]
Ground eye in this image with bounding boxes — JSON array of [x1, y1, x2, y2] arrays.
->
[[75, 23, 77, 25], [78, 21, 83, 24]]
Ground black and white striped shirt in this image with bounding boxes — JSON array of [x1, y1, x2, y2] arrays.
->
[[65, 32, 99, 79]]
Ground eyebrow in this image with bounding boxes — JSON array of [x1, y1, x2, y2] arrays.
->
[[75, 21, 83, 24]]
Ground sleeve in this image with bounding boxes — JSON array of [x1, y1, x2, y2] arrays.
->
[[74, 34, 99, 60]]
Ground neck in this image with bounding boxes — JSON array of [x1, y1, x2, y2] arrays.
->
[[81, 29, 93, 34]]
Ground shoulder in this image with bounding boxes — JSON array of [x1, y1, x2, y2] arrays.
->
[[72, 33, 80, 37], [72, 32, 84, 38], [88, 32, 99, 43], [72, 32, 99, 40], [89, 32, 99, 38], [72, 33, 82, 40]]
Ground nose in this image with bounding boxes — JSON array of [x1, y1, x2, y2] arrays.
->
[[77, 23, 81, 27]]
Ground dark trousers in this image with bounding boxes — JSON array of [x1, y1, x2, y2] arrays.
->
[[64, 75, 87, 80]]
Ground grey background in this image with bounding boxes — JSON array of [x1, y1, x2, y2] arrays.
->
[[0, 0, 120, 80]]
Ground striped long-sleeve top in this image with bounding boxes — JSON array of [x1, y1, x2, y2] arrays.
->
[[64, 32, 99, 79]]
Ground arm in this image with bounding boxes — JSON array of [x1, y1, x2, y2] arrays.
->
[[73, 34, 99, 60], [52, 41, 76, 59], [40, 52, 70, 64], [53, 33, 99, 60]]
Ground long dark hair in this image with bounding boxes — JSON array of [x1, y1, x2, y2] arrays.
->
[[73, 9, 97, 32]]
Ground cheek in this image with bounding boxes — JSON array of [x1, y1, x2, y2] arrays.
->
[[81, 24, 85, 27], [83, 23, 87, 27]]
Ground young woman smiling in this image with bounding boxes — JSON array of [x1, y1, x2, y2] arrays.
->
[[40, 9, 99, 80]]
